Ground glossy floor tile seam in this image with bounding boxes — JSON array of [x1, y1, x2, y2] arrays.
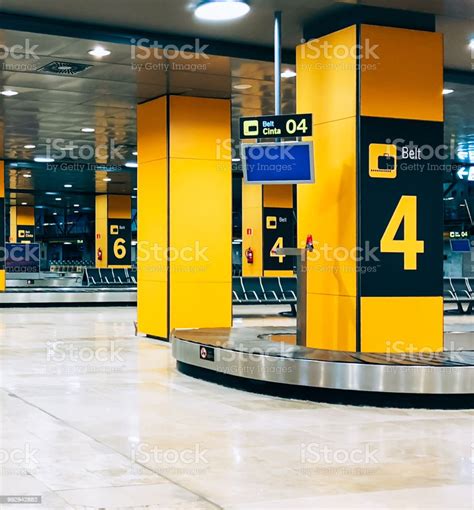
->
[[0, 307, 472, 509], [1, 388, 224, 509]]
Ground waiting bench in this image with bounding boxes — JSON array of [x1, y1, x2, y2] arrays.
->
[[443, 277, 474, 314], [83, 268, 137, 287]]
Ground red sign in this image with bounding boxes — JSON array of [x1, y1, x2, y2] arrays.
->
[[246, 228, 253, 235]]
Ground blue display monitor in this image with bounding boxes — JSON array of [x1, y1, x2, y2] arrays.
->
[[5, 243, 41, 273], [242, 141, 315, 185], [450, 239, 471, 253]]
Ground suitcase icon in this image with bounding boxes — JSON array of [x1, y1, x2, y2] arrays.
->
[[378, 153, 395, 170]]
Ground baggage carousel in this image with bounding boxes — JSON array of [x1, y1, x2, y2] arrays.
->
[[0, 287, 137, 306], [172, 327, 474, 409]]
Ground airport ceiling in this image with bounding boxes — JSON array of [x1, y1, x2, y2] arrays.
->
[[0, 0, 473, 210]]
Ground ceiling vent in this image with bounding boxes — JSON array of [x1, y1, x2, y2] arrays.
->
[[37, 61, 92, 76]]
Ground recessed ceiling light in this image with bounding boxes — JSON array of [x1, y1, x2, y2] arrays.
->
[[64, 242, 72, 245], [133, 187, 137, 191], [74, 210, 79, 213], [64, 184, 72, 188], [81, 127, 95, 133], [195, 0, 250, 21], [233, 84, 252, 90], [103, 177, 112, 182], [132, 151, 138, 156], [21, 202, 27, 206], [73, 204, 80, 207], [34, 157, 55, 163], [23, 173, 32, 178], [1, 90, 18, 97], [125, 162, 138, 168], [53, 212, 57, 215], [131, 195, 137, 199], [443, 88, 454, 95], [281, 69, 297, 78], [55, 197, 62, 201], [88, 46, 111, 58], [24, 144, 36, 149], [232, 158, 241, 162]]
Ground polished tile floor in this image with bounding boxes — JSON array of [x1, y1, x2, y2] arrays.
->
[[0, 306, 472, 509]]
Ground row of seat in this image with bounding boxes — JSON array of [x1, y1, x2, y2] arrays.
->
[[50, 260, 94, 273], [83, 268, 137, 287], [444, 277, 474, 314], [234, 276, 473, 314], [233, 277, 297, 305]]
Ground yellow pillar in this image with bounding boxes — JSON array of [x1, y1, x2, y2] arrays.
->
[[137, 95, 232, 339], [95, 195, 132, 268], [0, 162, 5, 291], [10, 206, 35, 243], [297, 24, 444, 353], [242, 184, 294, 277]]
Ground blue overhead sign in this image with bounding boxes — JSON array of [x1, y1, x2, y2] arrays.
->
[[242, 141, 315, 185]]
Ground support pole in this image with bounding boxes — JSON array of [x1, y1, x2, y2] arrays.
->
[[274, 11, 282, 116]]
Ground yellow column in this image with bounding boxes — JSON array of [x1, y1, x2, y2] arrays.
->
[[297, 24, 444, 353], [10, 206, 35, 243], [242, 184, 294, 277], [137, 95, 232, 339], [0, 162, 5, 291], [95, 195, 132, 268]]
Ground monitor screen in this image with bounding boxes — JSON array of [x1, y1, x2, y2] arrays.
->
[[5, 243, 41, 273], [450, 239, 471, 253], [242, 141, 314, 184]]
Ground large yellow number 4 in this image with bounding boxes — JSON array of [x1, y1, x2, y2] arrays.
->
[[380, 195, 424, 270], [270, 237, 285, 264]]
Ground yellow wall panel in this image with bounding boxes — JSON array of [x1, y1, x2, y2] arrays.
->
[[16, 207, 35, 226], [108, 195, 132, 219], [297, 25, 357, 126], [360, 25, 444, 121], [169, 96, 231, 161], [169, 158, 231, 284], [9, 206, 17, 243], [361, 297, 444, 353], [263, 185, 293, 208], [297, 118, 357, 298], [171, 282, 231, 330], [242, 183, 263, 277], [137, 96, 168, 164], [95, 195, 108, 268], [10, 206, 35, 243], [137, 159, 168, 283], [137, 280, 168, 339], [138, 95, 231, 338], [306, 293, 357, 351]]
